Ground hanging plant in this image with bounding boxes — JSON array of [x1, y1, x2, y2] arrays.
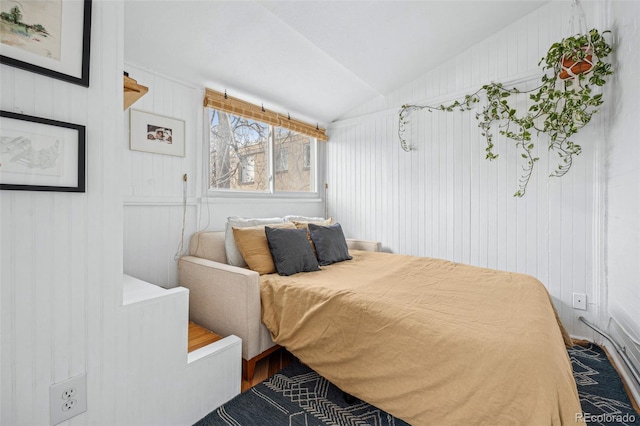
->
[[398, 28, 612, 197]]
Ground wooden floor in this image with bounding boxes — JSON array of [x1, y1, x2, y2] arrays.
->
[[240, 347, 297, 392], [188, 321, 295, 392]]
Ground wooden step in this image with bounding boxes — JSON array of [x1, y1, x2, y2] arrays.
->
[[188, 321, 223, 352]]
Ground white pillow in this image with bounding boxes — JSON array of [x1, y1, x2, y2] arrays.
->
[[224, 216, 284, 266], [283, 215, 327, 223]]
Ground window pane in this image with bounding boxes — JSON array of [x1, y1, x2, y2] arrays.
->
[[209, 109, 269, 191], [273, 127, 314, 192]]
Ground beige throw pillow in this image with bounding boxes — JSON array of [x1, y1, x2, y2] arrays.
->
[[224, 216, 284, 267], [293, 218, 333, 251], [232, 223, 296, 274]]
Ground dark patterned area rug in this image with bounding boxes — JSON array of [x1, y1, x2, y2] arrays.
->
[[195, 361, 408, 426], [569, 343, 639, 425], [195, 343, 639, 426]]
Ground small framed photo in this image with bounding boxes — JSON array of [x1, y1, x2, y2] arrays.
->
[[0, 0, 92, 87], [0, 111, 86, 192], [129, 109, 185, 157]]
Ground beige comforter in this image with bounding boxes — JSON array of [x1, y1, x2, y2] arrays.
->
[[260, 250, 582, 425]]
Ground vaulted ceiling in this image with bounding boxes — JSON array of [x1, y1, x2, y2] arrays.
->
[[124, 1, 548, 126]]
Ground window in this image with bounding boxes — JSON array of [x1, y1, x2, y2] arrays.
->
[[209, 109, 269, 191], [208, 108, 316, 194]]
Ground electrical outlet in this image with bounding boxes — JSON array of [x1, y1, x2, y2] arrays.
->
[[50, 374, 87, 425], [573, 293, 587, 310], [62, 387, 76, 400]]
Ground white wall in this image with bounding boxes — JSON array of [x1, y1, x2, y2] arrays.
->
[[326, 1, 609, 339], [121, 64, 324, 288], [605, 0, 640, 379], [1, 3, 241, 425], [1, 2, 123, 424], [121, 64, 202, 288], [2, 2, 636, 424]]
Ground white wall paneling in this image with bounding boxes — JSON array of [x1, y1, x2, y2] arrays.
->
[[604, 0, 640, 386], [327, 1, 608, 340], [122, 64, 202, 200], [1, 2, 124, 424], [4, 1, 638, 423], [120, 63, 202, 286], [123, 203, 199, 288], [2, 4, 241, 425]]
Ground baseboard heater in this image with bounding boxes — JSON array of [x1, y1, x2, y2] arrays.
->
[[579, 316, 640, 386]]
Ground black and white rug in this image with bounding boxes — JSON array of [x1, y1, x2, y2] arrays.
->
[[569, 343, 639, 425], [195, 361, 408, 426], [195, 343, 639, 426]]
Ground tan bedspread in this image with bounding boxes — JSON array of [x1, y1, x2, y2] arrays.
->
[[260, 250, 582, 425]]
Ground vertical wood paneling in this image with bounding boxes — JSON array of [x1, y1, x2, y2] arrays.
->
[[326, 2, 609, 337], [123, 204, 199, 288], [1, 2, 123, 424], [122, 64, 200, 287], [123, 64, 201, 199], [605, 0, 640, 376]]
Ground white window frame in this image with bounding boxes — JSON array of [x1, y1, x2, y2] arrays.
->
[[205, 108, 320, 199]]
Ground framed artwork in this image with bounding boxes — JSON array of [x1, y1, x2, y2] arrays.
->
[[130, 109, 185, 157], [0, 110, 86, 192], [0, 0, 92, 87]]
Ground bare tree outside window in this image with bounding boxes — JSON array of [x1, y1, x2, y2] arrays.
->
[[273, 127, 312, 192], [239, 155, 255, 183], [208, 108, 315, 193], [209, 109, 268, 191]]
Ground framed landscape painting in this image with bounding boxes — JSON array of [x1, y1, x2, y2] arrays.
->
[[0, 110, 86, 192], [0, 0, 92, 87]]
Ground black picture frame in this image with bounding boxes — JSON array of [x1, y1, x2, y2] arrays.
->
[[0, 0, 92, 87], [0, 111, 86, 192]]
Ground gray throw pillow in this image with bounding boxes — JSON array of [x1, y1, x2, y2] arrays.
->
[[265, 227, 320, 276], [308, 223, 352, 266]]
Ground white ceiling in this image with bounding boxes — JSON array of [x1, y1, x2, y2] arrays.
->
[[124, 1, 548, 126]]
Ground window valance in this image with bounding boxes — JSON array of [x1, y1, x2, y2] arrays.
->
[[203, 88, 328, 141]]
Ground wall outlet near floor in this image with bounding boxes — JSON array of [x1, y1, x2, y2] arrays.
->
[[572, 293, 587, 311], [50, 373, 87, 425]]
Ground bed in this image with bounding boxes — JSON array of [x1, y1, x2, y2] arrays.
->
[[178, 224, 582, 425], [259, 249, 580, 425]]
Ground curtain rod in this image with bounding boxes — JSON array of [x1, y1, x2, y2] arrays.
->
[[203, 88, 328, 141]]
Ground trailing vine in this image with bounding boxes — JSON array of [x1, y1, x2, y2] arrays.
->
[[398, 28, 612, 197]]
